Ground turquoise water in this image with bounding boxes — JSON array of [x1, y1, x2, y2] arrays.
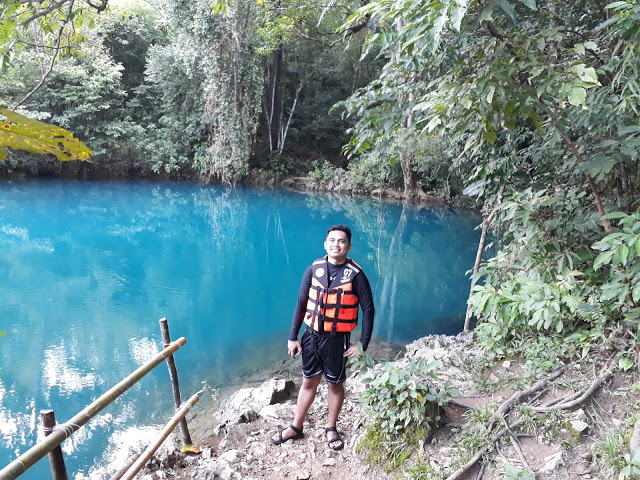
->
[[0, 180, 480, 478]]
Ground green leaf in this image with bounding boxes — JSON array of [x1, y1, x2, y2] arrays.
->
[[601, 212, 629, 220], [620, 245, 629, 265], [584, 41, 598, 51], [571, 65, 598, 85], [519, 0, 537, 9], [494, 0, 516, 23], [618, 125, 640, 135], [579, 154, 615, 179], [450, 3, 467, 31], [619, 357, 633, 372], [486, 85, 495, 104], [0, 108, 92, 162], [568, 87, 587, 107], [593, 250, 615, 270], [486, 127, 497, 144]]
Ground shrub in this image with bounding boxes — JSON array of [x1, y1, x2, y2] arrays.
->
[[351, 344, 457, 470]]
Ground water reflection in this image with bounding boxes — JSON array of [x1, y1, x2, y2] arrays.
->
[[0, 181, 480, 479], [42, 346, 97, 398]]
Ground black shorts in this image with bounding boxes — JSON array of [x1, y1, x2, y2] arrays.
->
[[300, 328, 350, 384]]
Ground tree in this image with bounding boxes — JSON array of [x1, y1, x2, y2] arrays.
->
[[1, 0, 110, 107], [340, 0, 640, 351]]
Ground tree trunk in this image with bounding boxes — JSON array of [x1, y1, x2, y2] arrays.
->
[[267, 43, 283, 156], [400, 153, 419, 199], [464, 186, 504, 331]]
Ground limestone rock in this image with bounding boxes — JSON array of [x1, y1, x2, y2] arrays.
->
[[219, 449, 243, 465], [631, 418, 640, 453], [538, 451, 563, 474], [326, 168, 353, 193], [259, 402, 296, 427], [190, 462, 216, 480], [570, 409, 589, 434], [215, 378, 294, 426], [404, 332, 482, 394], [323, 457, 337, 466]]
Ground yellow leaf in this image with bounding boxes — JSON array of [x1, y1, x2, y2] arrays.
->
[[0, 108, 92, 162], [180, 444, 202, 454]]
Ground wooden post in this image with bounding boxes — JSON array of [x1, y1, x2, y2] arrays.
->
[[159, 318, 192, 445], [40, 411, 68, 480]]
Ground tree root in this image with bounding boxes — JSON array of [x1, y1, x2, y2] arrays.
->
[[444, 362, 614, 480], [530, 366, 614, 412]]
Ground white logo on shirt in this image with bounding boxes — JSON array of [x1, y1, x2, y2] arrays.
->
[[340, 269, 353, 283]]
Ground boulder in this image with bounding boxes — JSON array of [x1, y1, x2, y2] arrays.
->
[[215, 378, 294, 426], [404, 332, 483, 394]]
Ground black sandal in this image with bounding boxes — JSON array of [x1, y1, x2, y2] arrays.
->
[[325, 427, 344, 451], [271, 424, 304, 445]]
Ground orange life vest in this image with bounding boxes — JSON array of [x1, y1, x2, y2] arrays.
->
[[304, 257, 361, 334]]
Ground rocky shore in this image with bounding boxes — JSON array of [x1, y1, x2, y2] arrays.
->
[[133, 333, 639, 480]]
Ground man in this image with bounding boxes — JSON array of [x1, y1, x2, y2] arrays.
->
[[271, 224, 375, 450]]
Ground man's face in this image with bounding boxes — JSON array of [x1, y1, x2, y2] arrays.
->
[[324, 230, 351, 264]]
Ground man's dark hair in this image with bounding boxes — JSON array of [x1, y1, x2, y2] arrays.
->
[[326, 224, 352, 243]]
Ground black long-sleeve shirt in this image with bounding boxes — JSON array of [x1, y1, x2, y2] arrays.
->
[[288, 259, 375, 350]]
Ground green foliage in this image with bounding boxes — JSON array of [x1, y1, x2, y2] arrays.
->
[[353, 350, 451, 436], [593, 428, 633, 478], [357, 421, 424, 471], [620, 446, 640, 480], [35, 38, 131, 157], [501, 465, 535, 480], [150, 0, 263, 184], [467, 189, 640, 361], [0, 108, 92, 161], [351, 343, 456, 470], [308, 160, 335, 187], [402, 460, 443, 480], [592, 213, 640, 322], [338, 0, 640, 363]]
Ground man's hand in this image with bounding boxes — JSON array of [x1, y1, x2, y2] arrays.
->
[[343, 344, 359, 358], [288, 339, 302, 358]]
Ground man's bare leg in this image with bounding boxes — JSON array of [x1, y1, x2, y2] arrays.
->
[[272, 374, 322, 442], [326, 381, 345, 443]]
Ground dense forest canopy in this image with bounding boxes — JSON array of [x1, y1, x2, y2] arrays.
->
[[0, 0, 384, 184], [0, 0, 639, 375]]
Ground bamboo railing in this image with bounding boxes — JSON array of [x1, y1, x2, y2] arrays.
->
[[0, 337, 187, 480], [118, 393, 199, 480]]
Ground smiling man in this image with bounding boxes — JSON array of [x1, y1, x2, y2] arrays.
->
[[271, 224, 375, 451]]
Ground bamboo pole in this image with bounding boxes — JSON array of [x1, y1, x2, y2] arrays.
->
[[119, 394, 199, 480], [40, 410, 68, 480], [0, 337, 187, 480], [159, 318, 192, 445], [108, 454, 140, 480]]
